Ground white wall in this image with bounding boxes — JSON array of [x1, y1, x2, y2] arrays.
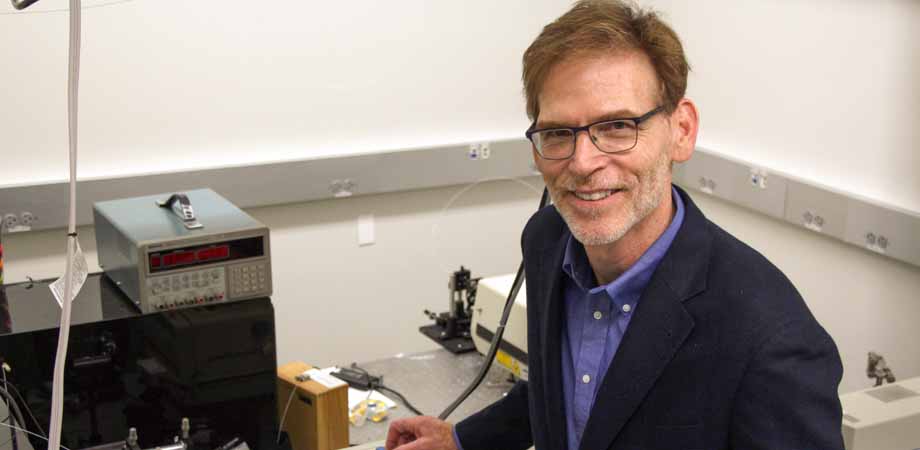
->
[[0, 0, 568, 186], [648, 0, 920, 212]]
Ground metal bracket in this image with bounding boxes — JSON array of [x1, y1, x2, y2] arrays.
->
[[156, 193, 203, 230]]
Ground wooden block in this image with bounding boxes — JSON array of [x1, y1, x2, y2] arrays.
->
[[277, 362, 349, 450]]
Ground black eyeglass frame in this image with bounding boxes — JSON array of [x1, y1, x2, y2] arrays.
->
[[525, 105, 665, 160]]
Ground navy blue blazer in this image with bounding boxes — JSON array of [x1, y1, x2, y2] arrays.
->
[[456, 186, 843, 450]]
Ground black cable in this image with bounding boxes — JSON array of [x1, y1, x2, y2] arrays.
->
[[7, 418, 16, 450], [0, 367, 12, 450], [0, 413, 10, 446], [375, 384, 425, 417], [4, 396, 14, 450], [438, 187, 550, 420], [0, 388, 26, 436], [3, 381, 45, 438], [349, 363, 426, 416], [0, 388, 27, 448]]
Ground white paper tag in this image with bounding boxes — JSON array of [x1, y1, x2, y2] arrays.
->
[[304, 368, 347, 389], [50, 238, 89, 308]]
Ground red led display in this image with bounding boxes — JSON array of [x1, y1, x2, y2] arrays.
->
[[148, 237, 262, 274], [197, 245, 229, 261], [162, 251, 195, 267], [150, 245, 230, 271]]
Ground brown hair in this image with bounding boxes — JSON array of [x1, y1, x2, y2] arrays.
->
[[522, 0, 689, 120]]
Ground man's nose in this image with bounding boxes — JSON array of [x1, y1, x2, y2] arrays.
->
[[568, 130, 604, 175]]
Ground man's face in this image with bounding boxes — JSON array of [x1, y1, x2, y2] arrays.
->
[[533, 51, 677, 247]]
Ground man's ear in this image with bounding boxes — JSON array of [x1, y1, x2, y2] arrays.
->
[[669, 98, 699, 163]]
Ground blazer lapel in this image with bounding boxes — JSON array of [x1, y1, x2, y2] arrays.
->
[[578, 187, 712, 450], [577, 278, 694, 450], [539, 230, 570, 450]]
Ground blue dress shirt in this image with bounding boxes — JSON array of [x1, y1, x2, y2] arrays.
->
[[560, 187, 684, 450]]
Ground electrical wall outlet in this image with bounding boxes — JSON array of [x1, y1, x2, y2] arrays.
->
[[2, 214, 18, 231], [863, 232, 890, 254], [330, 179, 356, 198], [784, 180, 847, 239], [480, 142, 491, 159], [680, 150, 734, 200], [844, 198, 920, 266], [20, 211, 35, 227], [0, 212, 37, 233], [801, 211, 826, 233], [697, 176, 717, 194]]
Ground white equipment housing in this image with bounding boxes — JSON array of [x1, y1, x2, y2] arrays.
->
[[470, 274, 529, 380], [840, 376, 920, 450]]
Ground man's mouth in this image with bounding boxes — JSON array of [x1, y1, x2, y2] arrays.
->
[[572, 189, 622, 201]]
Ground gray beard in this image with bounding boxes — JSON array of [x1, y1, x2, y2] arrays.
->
[[552, 151, 670, 247]]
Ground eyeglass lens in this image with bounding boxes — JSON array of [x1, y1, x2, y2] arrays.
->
[[533, 120, 638, 159]]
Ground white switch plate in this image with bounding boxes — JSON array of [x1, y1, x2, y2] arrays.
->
[[358, 214, 375, 247]]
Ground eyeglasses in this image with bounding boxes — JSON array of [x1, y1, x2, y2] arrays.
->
[[526, 106, 664, 160]]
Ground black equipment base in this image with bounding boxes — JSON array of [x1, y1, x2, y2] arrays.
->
[[419, 324, 476, 354]]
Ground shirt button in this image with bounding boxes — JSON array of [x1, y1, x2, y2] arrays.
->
[[622, 304, 632, 313], [593, 311, 602, 320], [582, 374, 591, 384]]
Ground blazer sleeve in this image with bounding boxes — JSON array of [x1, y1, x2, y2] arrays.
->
[[453, 380, 533, 450], [729, 319, 845, 450]]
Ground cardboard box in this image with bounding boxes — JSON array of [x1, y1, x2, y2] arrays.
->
[[277, 362, 349, 450]]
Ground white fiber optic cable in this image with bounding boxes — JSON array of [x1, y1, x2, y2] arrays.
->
[[46, 1, 82, 450]]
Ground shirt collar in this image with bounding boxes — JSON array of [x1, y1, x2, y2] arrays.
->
[[562, 186, 686, 304]]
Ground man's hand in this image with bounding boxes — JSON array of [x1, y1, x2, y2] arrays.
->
[[385, 416, 458, 450]]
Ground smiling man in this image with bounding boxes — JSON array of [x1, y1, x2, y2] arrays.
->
[[387, 1, 844, 450]]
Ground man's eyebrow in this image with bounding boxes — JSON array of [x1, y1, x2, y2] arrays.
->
[[535, 109, 641, 129]]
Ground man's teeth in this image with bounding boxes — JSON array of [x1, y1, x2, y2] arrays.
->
[[574, 190, 614, 201]]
